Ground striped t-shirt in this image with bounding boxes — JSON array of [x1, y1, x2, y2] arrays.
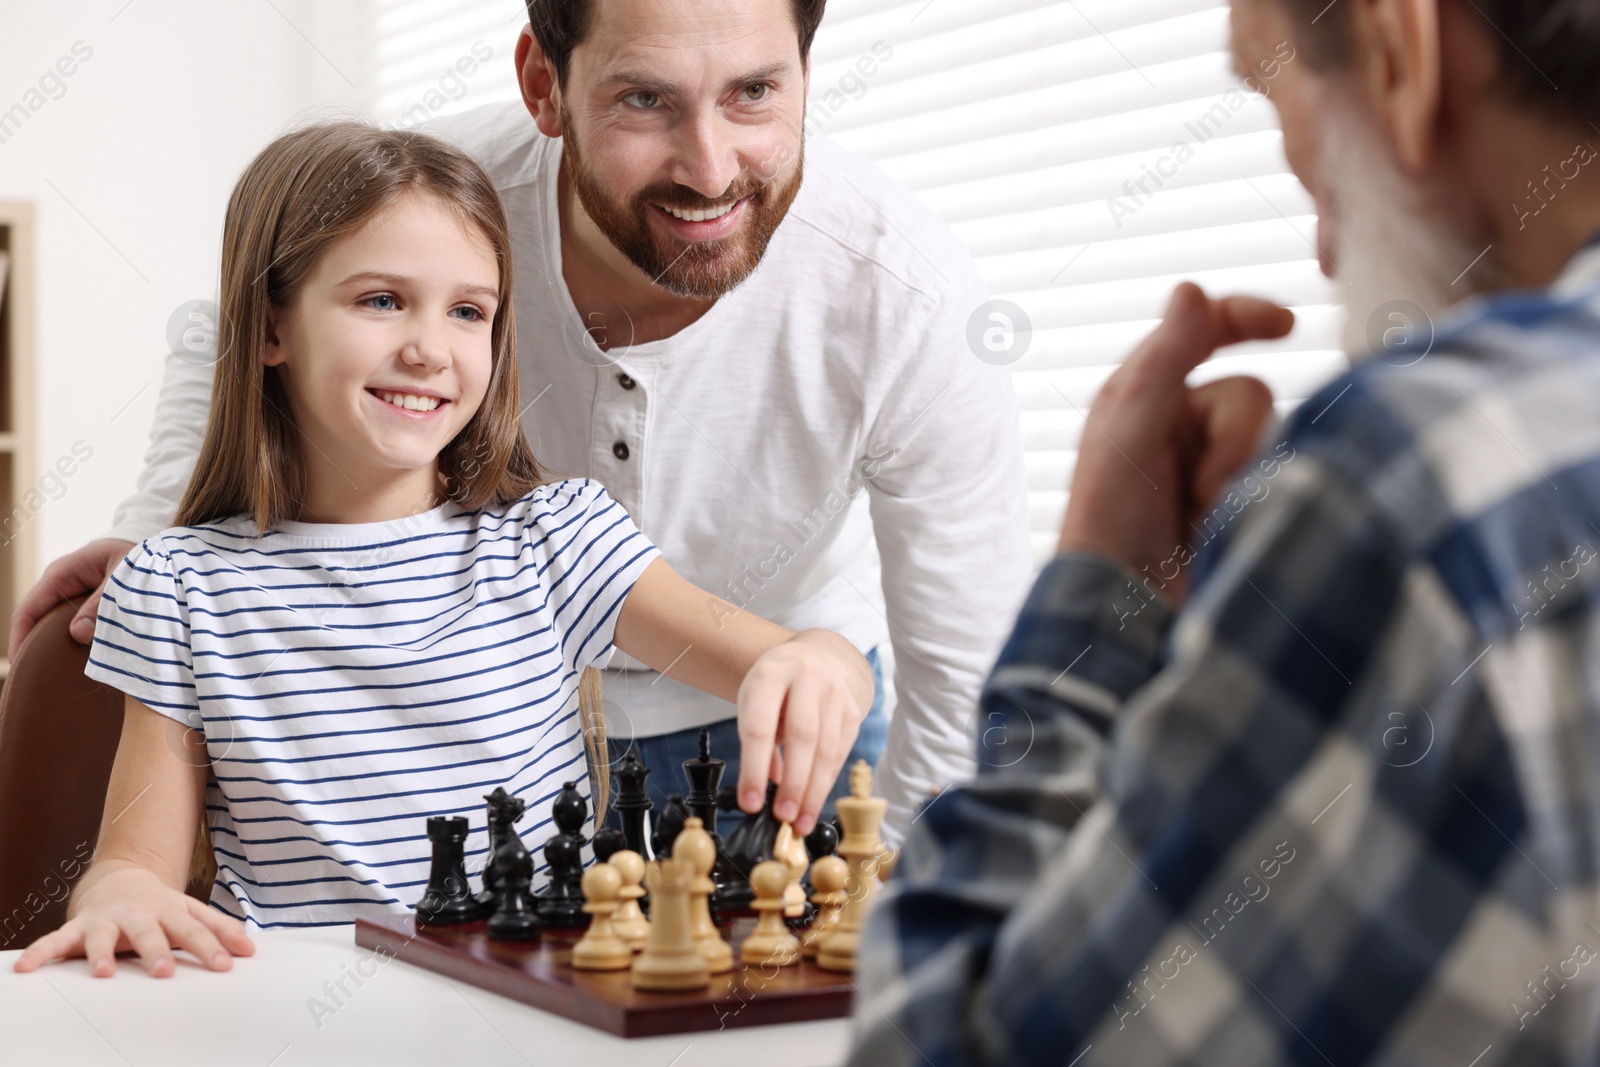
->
[[84, 478, 661, 928]]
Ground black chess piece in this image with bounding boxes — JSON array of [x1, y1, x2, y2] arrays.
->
[[715, 783, 745, 852], [651, 793, 689, 859], [416, 816, 482, 926], [486, 825, 543, 942], [474, 787, 527, 917], [613, 749, 654, 859], [682, 728, 724, 830], [534, 780, 590, 929], [681, 727, 740, 909], [804, 817, 840, 863], [717, 780, 783, 917], [592, 825, 627, 864]]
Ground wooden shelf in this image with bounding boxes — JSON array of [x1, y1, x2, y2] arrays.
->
[[0, 201, 37, 684]]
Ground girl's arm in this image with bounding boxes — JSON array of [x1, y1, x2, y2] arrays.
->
[[12, 695, 254, 977], [612, 558, 876, 835]]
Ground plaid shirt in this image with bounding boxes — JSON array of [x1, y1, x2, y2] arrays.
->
[[847, 233, 1600, 1067]]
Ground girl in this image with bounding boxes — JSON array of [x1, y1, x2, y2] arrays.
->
[[13, 122, 872, 978]]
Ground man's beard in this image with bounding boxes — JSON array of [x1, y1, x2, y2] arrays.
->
[[1318, 97, 1509, 359], [562, 122, 804, 301]]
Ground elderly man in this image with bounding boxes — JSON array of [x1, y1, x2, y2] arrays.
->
[[10, 0, 1030, 843], [850, 0, 1600, 1063]]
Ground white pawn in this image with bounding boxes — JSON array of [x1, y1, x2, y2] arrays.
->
[[608, 849, 650, 951], [801, 854, 848, 960], [740, 860, 801, 967], [572, 864, 631, 971]]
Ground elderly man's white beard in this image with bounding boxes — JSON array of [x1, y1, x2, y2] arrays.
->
[[1318, 99, 1507, 359]]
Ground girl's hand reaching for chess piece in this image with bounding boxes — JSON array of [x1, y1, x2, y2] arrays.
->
[[612, 558, 875, 836], [733, 630, 875, 834]]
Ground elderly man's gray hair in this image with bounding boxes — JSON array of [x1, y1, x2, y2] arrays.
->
[[1282, 0, 1600, 127]]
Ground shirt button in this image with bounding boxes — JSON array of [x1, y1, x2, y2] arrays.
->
[[617, 372, 636, 390], [613, 440, 630, 461]]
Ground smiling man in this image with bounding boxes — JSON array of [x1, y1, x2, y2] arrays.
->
[[849, 1, 1600, 1064], [12, 0, 1030, 843]]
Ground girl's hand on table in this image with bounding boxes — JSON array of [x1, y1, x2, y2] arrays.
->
[[12, 862, 255, 978]]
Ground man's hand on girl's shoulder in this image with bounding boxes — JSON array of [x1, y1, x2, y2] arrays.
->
[[9, 537, 137, 659]]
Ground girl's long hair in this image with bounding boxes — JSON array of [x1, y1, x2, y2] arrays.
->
[[179, 122, 611, 896]]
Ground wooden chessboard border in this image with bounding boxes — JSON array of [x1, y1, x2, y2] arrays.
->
[[353, 914, 856, 1038]]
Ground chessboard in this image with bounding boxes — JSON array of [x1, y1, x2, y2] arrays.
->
[[353, 914, 855, 1038], [371, 736, 891, 1039]]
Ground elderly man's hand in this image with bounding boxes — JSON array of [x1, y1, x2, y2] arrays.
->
[[1057, 282, 1294, 607]]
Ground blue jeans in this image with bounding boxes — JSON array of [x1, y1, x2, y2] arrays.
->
[[604, 646, 888, 842]]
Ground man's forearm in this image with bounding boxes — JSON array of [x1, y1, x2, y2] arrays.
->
[[870, 459, 1034, 843]]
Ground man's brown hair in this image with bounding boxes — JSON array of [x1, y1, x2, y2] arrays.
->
[[526, 0, 828, 84], [1279, 0, 1600, 129]]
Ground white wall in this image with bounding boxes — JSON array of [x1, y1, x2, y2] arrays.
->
[[0, 0, 379, 577]]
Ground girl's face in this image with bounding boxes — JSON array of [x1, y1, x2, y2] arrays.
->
[[264, 189, 499, 513]]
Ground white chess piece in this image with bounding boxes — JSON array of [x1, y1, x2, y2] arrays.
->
[[572, 863, 631, 971], [674, 817, 733, 973], [817, 760, 887, 973], [631, 857, 710, 991], [608, 850, 650, 951], [740, 860, 801, 967]]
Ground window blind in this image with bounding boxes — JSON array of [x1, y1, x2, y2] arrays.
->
[[368, 0, 1346, 570], [810, 0, 1345, 566], [369, 0, 525, 125]]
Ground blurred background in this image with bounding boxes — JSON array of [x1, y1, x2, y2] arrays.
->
[[0, 0, 1343, 671]]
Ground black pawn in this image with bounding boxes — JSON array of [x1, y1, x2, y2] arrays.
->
[[789, 817, 841, 929], [592, 825, 628, 864], [804, 817, 840, 863], [475, 787, 526, 917], [486, 829, 542, 942], [416, 816, 481, 926], [651, 793, 689, 859], [613, 749, 654, 859], [534, 781, 589, 929]]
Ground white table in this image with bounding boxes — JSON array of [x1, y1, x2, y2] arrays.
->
[[0, 927, 853, 1066]]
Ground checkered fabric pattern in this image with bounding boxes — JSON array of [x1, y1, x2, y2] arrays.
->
[[845, 234, 1600, 1067]]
